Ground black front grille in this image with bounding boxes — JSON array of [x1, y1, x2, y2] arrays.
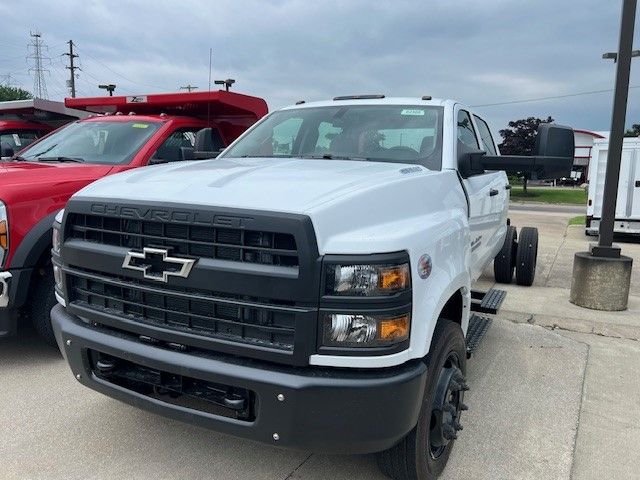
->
[[89, 350, 255, 420], [66, 213, 298, 267], [67, 271, 297, 351]]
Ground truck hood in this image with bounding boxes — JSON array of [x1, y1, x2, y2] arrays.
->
[[0, 161, 115, 204], [73, 157, 468, 255], [74, 157, 437, 213]]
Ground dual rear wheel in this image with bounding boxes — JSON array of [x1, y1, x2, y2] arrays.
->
[[493, 225, 538, 286]]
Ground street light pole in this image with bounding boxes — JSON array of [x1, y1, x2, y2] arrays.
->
[[569, 0, 636, 311], [593, 0, 637, 258]]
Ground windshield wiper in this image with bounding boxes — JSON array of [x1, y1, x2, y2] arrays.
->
[[37, 156, 85, 163], [10, 155, 28, 162], [301, 154, 369, 161]]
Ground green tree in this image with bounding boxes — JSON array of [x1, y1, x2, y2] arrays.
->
[[499, 116, 554, 194], [624, 124, 640, 137], [0, 85, 33, 101]]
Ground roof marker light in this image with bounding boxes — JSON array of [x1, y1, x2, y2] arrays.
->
[[333, 94, 385, 101]]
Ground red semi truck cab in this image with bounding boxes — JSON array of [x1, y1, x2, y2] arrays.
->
[[0, 90, 268, 344]]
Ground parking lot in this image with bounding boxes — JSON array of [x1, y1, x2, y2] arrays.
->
[[2, 205, 639, 480]]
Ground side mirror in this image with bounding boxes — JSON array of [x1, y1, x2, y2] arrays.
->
[[0, 142, 14, 159], [477, 124, 575, 179], [457, 140, 485, 178], [534, 123, 574, 158]]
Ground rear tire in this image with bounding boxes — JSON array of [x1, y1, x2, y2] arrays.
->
[[494, 226, 517, 284], [29, 267, 58, 347], [515, 227, 538, 286], [376, 320, 467, 480]]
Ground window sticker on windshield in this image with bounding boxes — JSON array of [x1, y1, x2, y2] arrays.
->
[[401, 109, 426, 116], [132, 123, 149, 128], [13, 134, 21, 146]]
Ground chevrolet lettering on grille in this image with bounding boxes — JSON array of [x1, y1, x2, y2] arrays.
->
[[122, 247, 196, 283]]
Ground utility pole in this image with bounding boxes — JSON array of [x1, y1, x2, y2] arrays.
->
[[27, 31, 49, 99], [179, 84, 198, 92], [570, 0, 637, 311], [63, 40, 79, 98]]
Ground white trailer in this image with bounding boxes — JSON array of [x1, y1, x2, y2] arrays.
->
[[587, 137, 640, 235]]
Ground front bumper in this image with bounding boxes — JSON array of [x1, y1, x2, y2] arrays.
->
[[51, 304, 427, 454]]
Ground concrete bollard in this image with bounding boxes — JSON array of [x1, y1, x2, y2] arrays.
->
[[569, 251, 633, 311]]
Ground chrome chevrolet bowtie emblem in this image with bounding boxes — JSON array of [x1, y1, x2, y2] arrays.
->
[[122, 247, 196, 283]]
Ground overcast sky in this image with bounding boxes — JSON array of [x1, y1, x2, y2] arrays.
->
[[0, 0, 638, 134]]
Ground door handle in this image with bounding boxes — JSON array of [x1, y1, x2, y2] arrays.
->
[[635, 181, 640, 187], [489, 188, 499, 197]]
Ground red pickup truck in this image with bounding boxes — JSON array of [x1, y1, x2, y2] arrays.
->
[[0, 90, 267, 344]]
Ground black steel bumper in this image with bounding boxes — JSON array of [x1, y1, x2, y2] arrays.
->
[[51, 304, 427, 454], [0, 268, 32, 337]]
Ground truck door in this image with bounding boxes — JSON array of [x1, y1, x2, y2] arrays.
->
[[456, 108, 507, 281], [623, 140, 640, 220]]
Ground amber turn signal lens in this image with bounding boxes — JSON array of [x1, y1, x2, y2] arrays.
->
[[379, 314, 410, 342], [379, 264, 410, 291], [0, 220, 7, 249]]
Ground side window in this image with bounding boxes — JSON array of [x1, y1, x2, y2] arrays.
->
[[457, 110, 479, 149], [151, 128, 201, 163], [473, 115, 497, 155], [272, 118, 303, 155]]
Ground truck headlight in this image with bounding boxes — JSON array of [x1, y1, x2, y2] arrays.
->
[[322, 312, 410, 347], [52, 209, 64, 254], [0, 201, 8, 268], [325, 263, 410, 296]]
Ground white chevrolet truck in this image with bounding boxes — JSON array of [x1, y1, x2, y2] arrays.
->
[[50, 96, 573, 479]]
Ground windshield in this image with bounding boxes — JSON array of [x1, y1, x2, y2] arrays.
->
[[222, 104, 444, 170], [18, 120, 162, 164]]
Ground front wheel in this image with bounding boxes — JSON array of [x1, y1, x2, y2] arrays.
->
[[376, 320, 468, 480]]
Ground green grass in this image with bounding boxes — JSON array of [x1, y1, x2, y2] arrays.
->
[[568, 215, 586, 226], [510, 186, 587, 205]]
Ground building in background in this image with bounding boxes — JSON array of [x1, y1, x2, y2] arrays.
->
[[574, 129, 609, 182]]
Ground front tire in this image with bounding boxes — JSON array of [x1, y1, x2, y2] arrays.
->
[[29, 267, 58, 347], [376, 320, 467, 480]]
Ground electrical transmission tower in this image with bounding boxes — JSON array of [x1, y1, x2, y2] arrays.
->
[[0, 73, 17, 88], [27, 31, 50, 99], [63, 40, 79, 97]]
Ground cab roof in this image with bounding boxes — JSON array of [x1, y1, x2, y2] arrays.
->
[[281, 96, 454, 110]]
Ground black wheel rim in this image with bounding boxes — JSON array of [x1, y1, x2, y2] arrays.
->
[[428, 351, 466, 460]]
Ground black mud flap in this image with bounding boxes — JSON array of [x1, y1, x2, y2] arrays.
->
[[466, 313, 493, 358]]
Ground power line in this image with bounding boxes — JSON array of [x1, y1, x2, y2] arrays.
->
[[75, 47, 166, 90], [26, 31, 50, 99], [473, 85, 640, 108]]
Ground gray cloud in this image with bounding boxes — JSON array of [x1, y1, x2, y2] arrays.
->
[[0, 0, 638, 133]]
